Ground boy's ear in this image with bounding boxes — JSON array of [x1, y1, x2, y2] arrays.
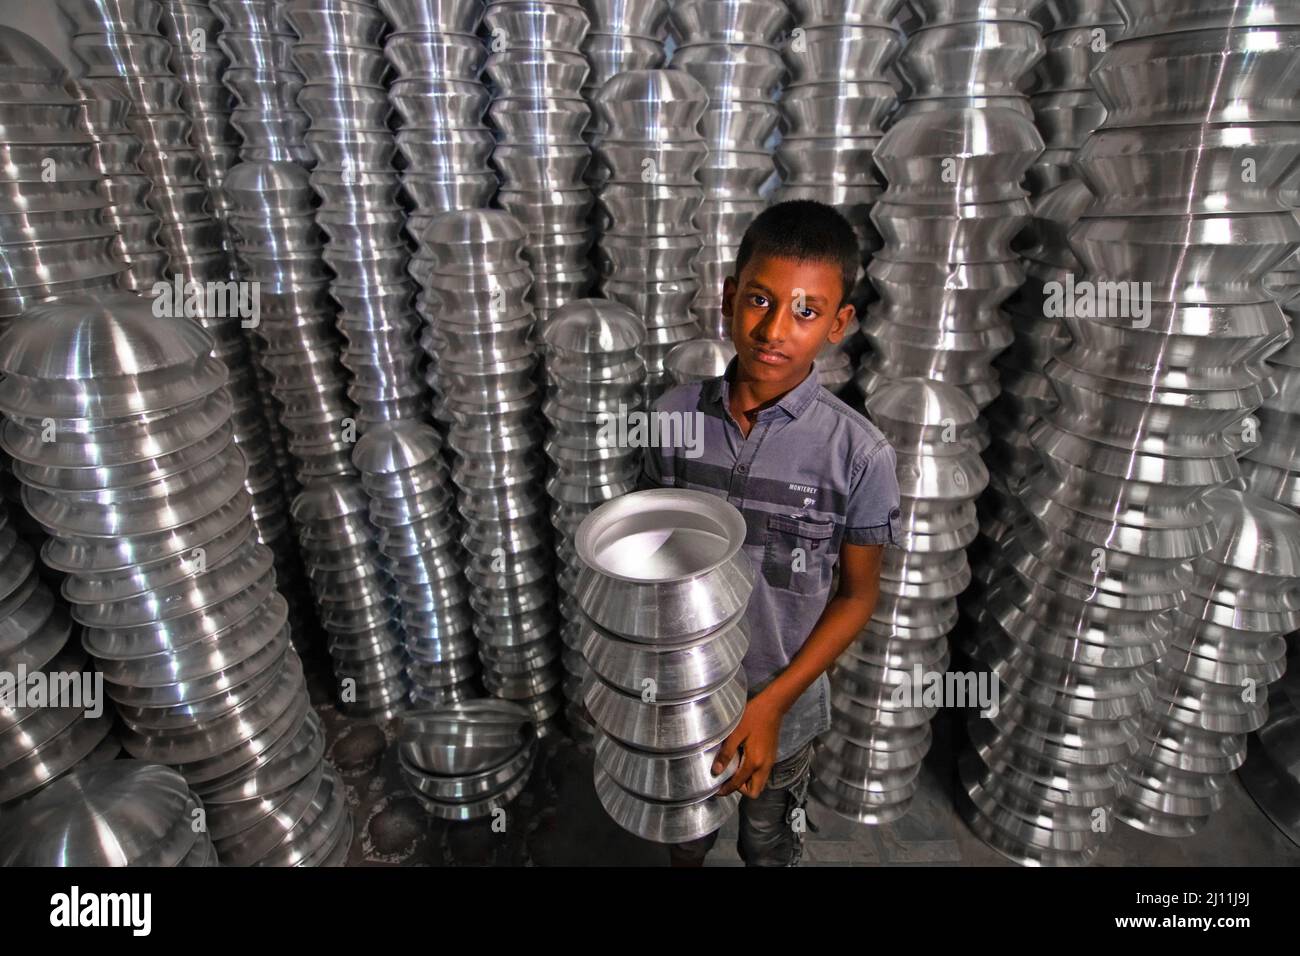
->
[[721, 275, 738, 317], [828, 302, 855, 344]]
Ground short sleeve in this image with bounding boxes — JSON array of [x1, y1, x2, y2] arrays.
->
[[843, 439, 900, 546]]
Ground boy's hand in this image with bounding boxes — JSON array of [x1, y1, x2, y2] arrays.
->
[[713, 691, 786, 798]]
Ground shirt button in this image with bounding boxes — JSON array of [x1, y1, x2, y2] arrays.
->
[[737, 465, 748, 474]]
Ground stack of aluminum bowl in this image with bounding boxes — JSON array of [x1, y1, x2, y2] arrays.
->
[[857, 1, 1044, 425], [64, 0, 289, 560], [541, 299, 645, 739], [0, 28, 123, 331], [812, 380, 987, 824], [61, 0, 231, 283], [0, 504, 118, 811], [670, 0, 790, 340], [292, 479, 410, 717], [577, 490, 752, 843], [67, 78, 169, 293], [398, 700, 538, 820], [1239, 633, 1300, 848], [1115, 489, 1300, 837], [0, 762, 218, 866], [380, 0, 496, 244], [776, 0, 904, 394], [0, 295, 349, 866], [485, 0, 595, 330], [1244, 259, 1300, 511], [665, 339, 737, 386], [959, 1, 1300, 865], [212, 0, 314, 165], [214, 0, 323, 507], [160, 0, 241, 230], [415, 210, 561, 732], [353, 421, 478, 708], [288, 0, 427, 431], [581, 0, 669, 196], [1027, 0, 1121, 194], [593, 69, 708, 401], [223, 166, 355, 488], [962, 180, 1084, 633]]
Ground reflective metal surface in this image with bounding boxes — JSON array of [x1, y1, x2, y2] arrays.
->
[[485, 0, 594, 327], [414, 209, 559, 732], [775, 0, 901, 384], [0, 760, 217, 866], [577, 489, 751, 839], [0, 296, 348, 864], [593, 70, 707, 397], [541, 299, 644, 736], [669, 0, 787, 341]]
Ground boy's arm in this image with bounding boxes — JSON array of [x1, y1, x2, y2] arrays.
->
[[714, 543, 885, 797], [715, 438, 899, 798]]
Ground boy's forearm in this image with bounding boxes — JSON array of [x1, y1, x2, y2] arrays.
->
[[758, 586, 880, 716]]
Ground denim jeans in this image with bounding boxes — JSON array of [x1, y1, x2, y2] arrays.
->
[[668, 742, 814, 867]]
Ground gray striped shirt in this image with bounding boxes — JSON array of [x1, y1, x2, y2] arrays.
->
[[640, 360, 901, 759]]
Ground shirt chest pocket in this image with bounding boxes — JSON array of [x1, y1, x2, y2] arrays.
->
[[761, 514, 837, 595]]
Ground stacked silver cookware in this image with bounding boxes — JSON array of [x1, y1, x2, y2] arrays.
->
[[541, 298, 645, 739], [0, 501, 119, 810], [0, 295, 349, 865], [1027, 0, 1120, 193], [160, 0, 240, 230], [812, 380, 987, 824], [485, 0, 595, 329], [415, 209, 561, 732], [67, 77, 169, 293], [60, 0, 230, 283], [776, 0, 903, 394], [212, 0, 313, 165], [593, 69, 708, 401], [288, 0, 427, 431], [352, 422, 477, 707], [670, 0, 789, 340], [380, 0, 496, 243], [577, 489, 752, 842], [1245, 257, 1300, 511], [960, 0, 1300, 865], [0, 762, 220, 866], [64, 0, 290, 574], [857, 0, 1045, 428], [580, 0, 669, 190], [963, 181, 1084, 632], [0, 29, 123, 330], [292, 479, 410, 717], [398, 700, 537, 819], [1115, 489, 1300, 837], [665, 339, 737, 386]]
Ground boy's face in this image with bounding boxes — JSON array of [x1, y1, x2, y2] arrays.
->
[[721, 254, 854, 390]]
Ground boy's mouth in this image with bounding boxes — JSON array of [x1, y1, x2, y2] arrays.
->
[[751, 345, 790, 366]]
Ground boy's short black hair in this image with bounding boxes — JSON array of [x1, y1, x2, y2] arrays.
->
[[733, 200, 860, 306]]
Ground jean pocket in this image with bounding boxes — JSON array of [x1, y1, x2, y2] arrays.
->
[[761, 514, 835, 594]]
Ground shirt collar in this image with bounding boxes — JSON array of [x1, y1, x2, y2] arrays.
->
[[706, 357, 821, 423]]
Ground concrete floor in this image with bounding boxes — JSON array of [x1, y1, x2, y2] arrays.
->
[[314, 691, 1300, 867]]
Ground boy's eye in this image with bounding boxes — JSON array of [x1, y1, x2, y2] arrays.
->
[[748, 294, 769, 308], [796, 307, 816, 319]]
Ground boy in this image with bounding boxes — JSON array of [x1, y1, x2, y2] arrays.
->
[[639, 200, 901, 867]]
